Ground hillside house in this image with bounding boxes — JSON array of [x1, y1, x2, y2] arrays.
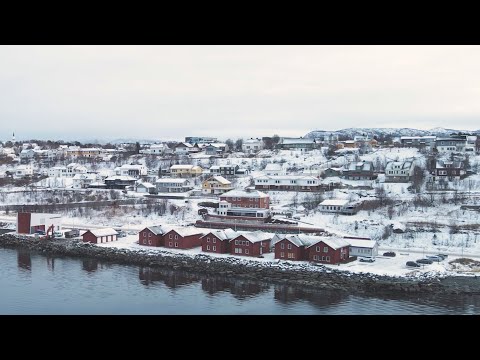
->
[[385, 160, 416, 183], [156, 178, 193, 193], [342, 161, 376, 180], [200, 228, 238, 254], [230, 232, 271, 257], [254, 175, 321, 192], [202, 176, 234, 195]]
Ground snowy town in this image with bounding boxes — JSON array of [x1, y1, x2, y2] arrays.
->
[[1, 127, 480, 278]]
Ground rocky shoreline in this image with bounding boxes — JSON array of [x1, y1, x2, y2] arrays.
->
[[1, 234, 479, 296]]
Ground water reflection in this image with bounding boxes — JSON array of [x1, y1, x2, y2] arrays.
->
[[274, 284, 347, 308], [139, 267, 200, 289], [82, 259, 99, 273], [46, 256, 55, 272], [17, 251, 32, 271]]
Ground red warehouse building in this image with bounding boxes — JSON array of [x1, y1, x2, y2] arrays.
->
[[164, 228, 205, 250], [138, 225, 166, 247], [306, 237, 350, 264], [200, 228, 238, 254], [274, 234, 319, 261], [82, 228, 118, 244], [230, 231, 271, 257], [17, 212, 62, 234]]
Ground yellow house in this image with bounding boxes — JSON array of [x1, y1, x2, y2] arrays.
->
[[202, 176, 234, 195], [170, 164, 203, 177]]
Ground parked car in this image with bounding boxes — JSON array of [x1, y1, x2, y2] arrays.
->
[[117, 231, 127, 238], [383, 251, 396, 257], [437, 254, 448, 260], [359, 257, 375, 263], [406, 261, 421, 268], [427, 255, 443, 262], [416, 258, 433, 265], [35, 230, 46, 235], [53, 231, 63, 238]]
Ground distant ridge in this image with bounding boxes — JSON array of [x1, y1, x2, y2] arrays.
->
[[304, 127, 480, 139]]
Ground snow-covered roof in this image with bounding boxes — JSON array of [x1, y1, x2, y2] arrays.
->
[[207, 176, 231, 185], [264, 163, 283, 171], [385, 160, 415, 171], [145, 225, 166, 235], [254, 175, 318, 181], [200, 228, 238, 241], [156, 178, 190, 184], [231, 231, 272, 243], [104, 175, 137, 181], [170, 165, 202, 170], [87, 228, 118, 237], [72, 173, 98, 180], [221, 189, 269, 198], [347, 239, 377, 249], [168, 227, 204, 237], [319, 199, 349, 206], [137, 182, 156, 188], [277, 234, 320, 247], [305, 237, 350, 250], [205, 143, 227, 148], [209, 166, 220, 170], [117, 164, 144, 170], [281, 138, 315, 145]]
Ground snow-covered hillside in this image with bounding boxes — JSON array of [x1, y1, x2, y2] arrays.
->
[[304, 127, 479, 139]]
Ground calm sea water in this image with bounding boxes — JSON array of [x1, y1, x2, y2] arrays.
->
[[1, 248, 479, 315]]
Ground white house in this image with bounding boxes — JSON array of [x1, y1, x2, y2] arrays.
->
[[20, 149, 36, 160], [264, 163, 285, 176], [345, 237, 378, 258], [72, 173, 102, 189], [254, 175, 321, 191], [14, 165, 33, 179], [67, 163, 87, 177], [385, 160, 416, 182], [242, 138, 264, 154], [136, 182, 157, 194], [114, 164, 147, 178], [319, 199, 357, 215], [156, 178, 193, 193]]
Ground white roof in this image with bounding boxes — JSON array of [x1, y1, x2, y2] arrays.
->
[[105, 175, 137, 181], [137, 182, 156, 188], [208, 176, 231, 185], [255, 175, 318, 181], [264, 163, 283, 171], [72, 173, 98, 180], [170, 165, 202, 170], [347, 239, 377, 249], [231, 231, 271, 243], [118, 164, 144, 170], [281, 138, 315, 145], [209, 165, 220, 170], [156, 178, 190, 184], [278, 234, 320, 247], [319, 199, 349, 206], [385, 160, 415, 171], [221, 189, 268, 198], [168, 227, 204, 237], [306, 237, 350, 250], [88, 228, 118, 237], [206, 143, 227, 148], [145, 225, 166, 235], [200, 228, 238, 241]]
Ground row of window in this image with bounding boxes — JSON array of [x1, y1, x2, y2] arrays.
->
[[313, 255, 330, 262], [279, 252, 296, 259], [280, 243, 293, 249], [206, 245, 217, 251], [234, 248, 249, 254], [235, 240, 250, 246], [316, 246, 329, 253], [205, 237, 217, 243], [168, 242, 179, 247]]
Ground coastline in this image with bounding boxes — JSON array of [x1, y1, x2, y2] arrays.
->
[[1, 234, 479, 296]]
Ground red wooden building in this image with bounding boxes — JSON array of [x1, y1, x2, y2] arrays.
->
[[273, 234, 319, 261], [200, 228, 238, 254], [230, 232, 271, 257], [138, 226, 166, 247], [164, 228, 204, 249], [306, 237, 350, 264], [82, 228, 118, 244]]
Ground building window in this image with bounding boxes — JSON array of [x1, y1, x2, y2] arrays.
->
[[280, 252, 285, 258], [207, 245, 210, 250], [324, 247, 329, 253], [316, 246, 321, 252], [143, 239, 147, 244], [313, 255, 317, 260], [169, 234, 172, 239], [245, 249, 249, 255], [143, 232, 146, 237], [288, 253, 295, 259], [175, 235, 178, 239], [213, 238, 216, 243], [175, 242, 178, 248], [148, 240, 152, 245], [326, 256, 330, 262], [148, 233, 151, 237], [169, 242, 173, 246], [287, 244, 292, 250], [213, 246, 216, 251], [207, 238, 210, 243], [281, 243, 284, 249]]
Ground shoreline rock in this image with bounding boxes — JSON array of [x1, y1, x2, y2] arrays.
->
[[1, 234, 478, 296]]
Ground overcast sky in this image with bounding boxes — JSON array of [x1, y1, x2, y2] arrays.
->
[[1, 45, 480, 142]]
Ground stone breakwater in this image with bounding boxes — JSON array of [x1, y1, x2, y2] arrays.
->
[[1, 234, 478, 296]]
